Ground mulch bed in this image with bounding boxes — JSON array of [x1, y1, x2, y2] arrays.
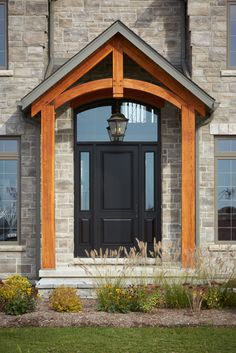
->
[[0, 299, 236, 328]]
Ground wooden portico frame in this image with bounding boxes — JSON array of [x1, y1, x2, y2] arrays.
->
[[20, 21, 216, 270]]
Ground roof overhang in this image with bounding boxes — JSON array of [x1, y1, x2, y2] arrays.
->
[[20, 20, 216, 113]]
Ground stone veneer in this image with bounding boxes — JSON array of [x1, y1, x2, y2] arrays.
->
[[187, 0, 236, 266], [1, 0, 236, 279], [0, 0, 48, 279], [54, 102, 181, 266]]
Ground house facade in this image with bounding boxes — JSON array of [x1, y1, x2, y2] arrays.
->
[[0, 0, 235, 288]]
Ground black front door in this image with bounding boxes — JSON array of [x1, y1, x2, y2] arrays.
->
[[95, 144, 139, 251], [75, 143, 161, 257]]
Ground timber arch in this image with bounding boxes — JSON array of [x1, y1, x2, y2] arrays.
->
[[20, 21, 216, 270]]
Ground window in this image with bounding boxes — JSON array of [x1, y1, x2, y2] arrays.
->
[[215, 138, 236, 241], [76, 101, 159, 142], [0, 139, 19, 242], [0, 1, 7, 69], [228, 2, 236, 68]]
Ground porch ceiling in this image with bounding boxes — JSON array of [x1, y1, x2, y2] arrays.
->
[[20, 20, 216, 115]]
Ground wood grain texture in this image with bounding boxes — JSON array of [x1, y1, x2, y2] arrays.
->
[[112, 36, 124, 97], [41, 105, 55, 269], [124, 79, 184, 109], [70, 89, 164, 109], [70, 89, 113, 108], [54, 79, 113, 109], [31, 42, 113, 116], [121, 38, 205, 117], [181, 105, 195, 267]]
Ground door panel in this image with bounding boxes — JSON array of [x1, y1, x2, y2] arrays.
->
[[103, 151, 133, 210], [75, 143, 161, 256], [96, 145, 139, 250], [103, 219, 134, 244]]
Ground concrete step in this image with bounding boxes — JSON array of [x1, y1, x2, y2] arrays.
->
[[37, 264, 191, 298]]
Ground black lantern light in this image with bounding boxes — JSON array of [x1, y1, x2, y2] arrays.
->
[[107, 112, 129, 142]]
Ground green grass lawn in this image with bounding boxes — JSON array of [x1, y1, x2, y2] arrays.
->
[[0, 327, 235, 353]]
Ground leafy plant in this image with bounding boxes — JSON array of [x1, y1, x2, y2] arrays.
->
[[0, 275, 37, 315], [97, 284, 133, 313], [50, 286, 82, 312], [163, 282, 190, 309], [203, 286, 223, 309], [127, 285, 165, 312], [4, 293, 36, 315]]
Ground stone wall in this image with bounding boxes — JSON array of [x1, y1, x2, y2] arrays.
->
[[55, 106, 74, 266], [53, 0, 183, 67], [54, 102, 181, 265], [1, 0, 235, 278], [161, 103, 181, 262], [0, 0, 48, 279], [188, 0, 236, 263]]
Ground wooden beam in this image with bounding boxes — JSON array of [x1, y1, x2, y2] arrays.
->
[[112, 36, 123, 98], [41, 105, 55, 269], [54, 78, 113, 109], [65, 77, 177, 111], [70, 89, 112, 109], [124, 79, 185, 109], [181, 105, 195, 267], [124, 89, 165, 108], [32, 42, 113, 117], [70, 88, 165, 109], [122, 38, 206, 117]]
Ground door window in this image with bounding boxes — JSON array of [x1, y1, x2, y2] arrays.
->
[[76, 101, 159, 142]]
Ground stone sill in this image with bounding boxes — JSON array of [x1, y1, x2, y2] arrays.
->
[[0, 70, 13, 77], [220, 70, 236, 77], [208, 244, 236, 252], [209, 123, 236, 135], [73, 258, 158, 265], [0, 245, 26, 252]]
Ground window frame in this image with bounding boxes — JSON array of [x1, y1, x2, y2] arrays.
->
[[0, 0, 7, 69], [215, 137, 236, 243], [227, 1, 236, 69], [0, 137, 20, 244]]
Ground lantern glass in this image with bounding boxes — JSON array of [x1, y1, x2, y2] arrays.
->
[[107, 113, 129, 142]]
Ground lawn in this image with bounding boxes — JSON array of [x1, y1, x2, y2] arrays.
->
[[0, 327, 235, 353]]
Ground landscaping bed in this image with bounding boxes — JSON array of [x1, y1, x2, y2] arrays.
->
[[0, 298, 236, 328]]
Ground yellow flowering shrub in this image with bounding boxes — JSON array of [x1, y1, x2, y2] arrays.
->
[[50, 286, 82, 312], [0, 275, 37, 315], [97, 284, 133, 313]]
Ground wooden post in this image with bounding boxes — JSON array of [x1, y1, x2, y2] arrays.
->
[[181, 105, 195, 267], [112, 37, 123, 98], [41, 105, 55, 269]]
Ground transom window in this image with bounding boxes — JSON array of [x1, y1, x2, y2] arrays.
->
[[76, 101, 159, 143], [228, 2, 236, 68], [0, 138, 19, 242], [0, 1, 7, 69], [215, 138, 236, 241]]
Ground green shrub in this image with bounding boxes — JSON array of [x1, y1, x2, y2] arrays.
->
[[97, 284, 165, 313], [97, 284, 132, 313], [127, 285, 165, 313], [4, 293, 36, 315], [0, 275, 37, 315], [50, 286, 82, 312], [223, 290, 236, 307], [163, 283, 190, 309], [203, 286, 223, 309]]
